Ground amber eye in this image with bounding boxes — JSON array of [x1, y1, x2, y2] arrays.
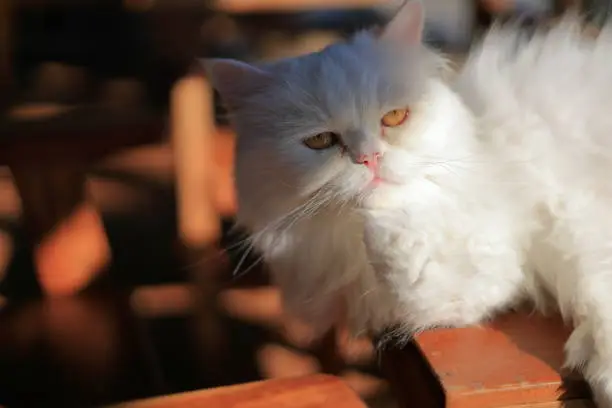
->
[[303, 132, 339, 150], [381, 108, 409, 127]]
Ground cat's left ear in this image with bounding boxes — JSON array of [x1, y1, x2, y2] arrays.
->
[[200, 58, 273, 110], [380, 0, 425, 45]]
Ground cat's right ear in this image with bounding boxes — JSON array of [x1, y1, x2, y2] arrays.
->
[[200, 58, 273, 110], [380, 0, 425, 45]]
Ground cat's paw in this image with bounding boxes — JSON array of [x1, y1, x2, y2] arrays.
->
[[565, 323, 612, 408], [587, 367, 612, 408], [564, 322, 593, 370]]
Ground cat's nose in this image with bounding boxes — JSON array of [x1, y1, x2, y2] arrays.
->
[[356, 152, 382, 173]]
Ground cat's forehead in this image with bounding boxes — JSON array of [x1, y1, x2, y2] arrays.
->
[[263, 34, 428, 112], [284, 35, 384, 81]]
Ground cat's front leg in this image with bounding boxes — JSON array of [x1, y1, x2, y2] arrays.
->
[[563, 295, 612, 407], [566, 320, 612, 407]]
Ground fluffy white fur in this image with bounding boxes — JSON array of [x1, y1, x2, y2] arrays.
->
[[206, 2, 612, 405]]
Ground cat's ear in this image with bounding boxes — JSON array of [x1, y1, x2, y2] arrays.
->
[[380, 0, 425, 45], [201, 58, 273, 109]]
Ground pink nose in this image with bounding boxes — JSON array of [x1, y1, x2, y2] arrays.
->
[[356, 153, 381, 173]]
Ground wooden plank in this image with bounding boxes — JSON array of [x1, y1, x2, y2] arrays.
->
[[170, 74, 219, 249], [111, 374, 367, 408], [381, 311, 593, 408], [500, 400, 593, 408], [415, 312, 587, 408]]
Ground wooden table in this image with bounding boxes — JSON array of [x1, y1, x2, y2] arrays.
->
[[112, 374, 367, 408], [381, 311, 594, 408]]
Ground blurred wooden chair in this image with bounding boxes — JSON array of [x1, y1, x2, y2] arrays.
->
[[0, 0, 223, 297]]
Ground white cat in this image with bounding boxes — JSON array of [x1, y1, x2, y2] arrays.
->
[[205, 1, 612, 405]]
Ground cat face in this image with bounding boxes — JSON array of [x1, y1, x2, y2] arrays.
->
[[205, 1, 468, 226]]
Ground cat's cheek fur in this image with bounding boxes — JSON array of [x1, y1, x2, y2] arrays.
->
[[363, 80, 479, 210]]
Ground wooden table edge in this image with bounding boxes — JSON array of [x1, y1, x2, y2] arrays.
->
[[109, 374, 367, 408]]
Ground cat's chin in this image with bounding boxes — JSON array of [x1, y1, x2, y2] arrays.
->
[[360, 182, 407, 209]]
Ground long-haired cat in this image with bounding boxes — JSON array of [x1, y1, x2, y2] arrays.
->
[[205, 1, 612, 405]]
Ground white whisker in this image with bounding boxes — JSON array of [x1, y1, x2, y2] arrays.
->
[[232, 242, 255, 277]]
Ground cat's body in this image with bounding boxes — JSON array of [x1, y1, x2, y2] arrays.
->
[[206, 3, 612, 405]]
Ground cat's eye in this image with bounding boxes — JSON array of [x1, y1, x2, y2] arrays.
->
[[303, 132, 339, 150], [381, 108, 409, 127]]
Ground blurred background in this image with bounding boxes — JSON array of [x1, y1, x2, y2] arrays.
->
[[0, 0, 602, 406]]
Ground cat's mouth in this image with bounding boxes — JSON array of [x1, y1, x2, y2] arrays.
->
[[366, 165, 404, 186], [357, 174, 406, 209]]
